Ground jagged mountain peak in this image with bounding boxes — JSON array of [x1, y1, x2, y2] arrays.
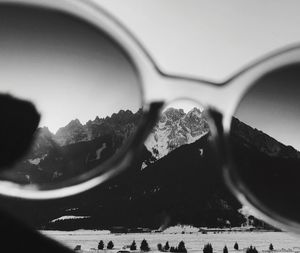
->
[[145, 107, 209, 159], [183, 108, 203, 125], [54, 119, 86, 146], [231, 117, 300, 159], [34, 107, 207, 163], [108, 109, 135, 125], [93, 116, 104, 124], [55, 119, 83, 134], [111, 109, 133, 118], [162, 107, 185, 122], [49, 109, 142, 147], [9, 107, 299, 230], [185, 107, 202, 117], [67, 118, 82, 127], [86, 116, 102, 126], [38, 126, 53, 137], [119, 109, 133, 115]]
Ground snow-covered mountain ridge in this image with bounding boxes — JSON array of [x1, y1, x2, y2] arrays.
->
[[36, 107, 209, 161], [145, 107, 209, 159]]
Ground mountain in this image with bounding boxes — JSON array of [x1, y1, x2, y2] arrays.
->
[[1, 109, 143, 184], [232, 118, 300, 159], [55, 109, 142, 146], [46, 107, 208, 161], [231, 118, 300, 223], [1, 132, 246, 231], [2, 107, 208, 184], [0, 108, 297, 230], [55, 119, 87, 146], [145, 107, 209, 159], [44, 134, 246, 230]]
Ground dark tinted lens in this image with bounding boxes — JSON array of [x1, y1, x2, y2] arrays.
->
[[0, 6, 142, 187], [230, 64, 300, 223]]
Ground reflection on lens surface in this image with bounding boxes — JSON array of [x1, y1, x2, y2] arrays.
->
[[0, 6, 142, 185], [231, 64, 300, 222]]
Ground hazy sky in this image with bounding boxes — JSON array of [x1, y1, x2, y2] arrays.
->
[[0, 6, 141, 133], [2, 1, 300, 141], [235, 64, 300, 151], [98, 0, 300, 82], [97, 0, 300, 150]]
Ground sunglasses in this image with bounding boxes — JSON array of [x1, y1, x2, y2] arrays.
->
[[1, 0, 300, 234]]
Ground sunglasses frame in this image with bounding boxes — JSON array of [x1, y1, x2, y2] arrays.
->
[[1, 0, 300, 234]]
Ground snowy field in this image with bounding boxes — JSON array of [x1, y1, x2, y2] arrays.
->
[[41, 230, 300, 253]]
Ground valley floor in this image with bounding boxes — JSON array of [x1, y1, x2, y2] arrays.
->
[[41, 231, 300, 253]]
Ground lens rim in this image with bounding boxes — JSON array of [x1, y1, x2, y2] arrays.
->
[[221, 51, 300, 233], [3, 1, 300, 235], [0, 0, 163, 199]]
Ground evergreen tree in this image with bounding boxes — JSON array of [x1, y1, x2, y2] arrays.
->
[[140, 239, 150, 252], [74, 245, 81, 251], [234, 242, 239, 250], [158, 243, 163, 251], [246, 246, 258, 253], [246, 246, 253, 253], [178, 241, 187, 253], [98, 240, 104, 250], [130, 240, 137, 251], [203, 243, 213, 253], [170, 246, 177, 252], [164, 241, 170, 251], [107, 241, 114, 249], [269, 244, 274, 251], [224, 246, 228, 253]]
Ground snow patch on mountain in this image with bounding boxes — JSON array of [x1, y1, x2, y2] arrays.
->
[[51, 216, 91, 223], [145, 107, 209, 159], [141, 162, 148, 170], [31, 108, 209, 173], [28, 154, 48, 165], [95, 143, 107, 160]]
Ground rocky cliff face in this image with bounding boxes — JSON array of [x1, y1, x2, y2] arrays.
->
[[46, 107, 208, 160], [55, 119, 87, 146], [54, 109, 142, 146], [9, 107, 208, 184], [231, 118, 300, 159], [145, 107, 209, 159]]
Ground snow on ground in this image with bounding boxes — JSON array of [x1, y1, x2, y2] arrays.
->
[[41, 231, 300, 253], [50, 216, 91, 223], [162, 225, 199, 234]]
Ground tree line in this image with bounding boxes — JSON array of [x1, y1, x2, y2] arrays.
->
[[74, 239, 275, 252]]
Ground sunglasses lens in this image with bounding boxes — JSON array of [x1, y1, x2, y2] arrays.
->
[[230, 63, 300, 223], [0, 6, 142, 190]]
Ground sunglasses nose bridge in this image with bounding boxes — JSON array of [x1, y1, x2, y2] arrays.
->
[[148, 75, 225, 111]]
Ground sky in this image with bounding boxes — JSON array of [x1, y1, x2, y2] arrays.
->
[[97, 0, 300, 82], [235, 64, 300, 151], [97, 0, 300, 150], [1, 1, 300, 145]]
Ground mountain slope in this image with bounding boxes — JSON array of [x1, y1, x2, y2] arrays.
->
[[231, 118, 300, 223], [0, 110, 297, 230], [145, 107, 209, 159], [1, 108, 208, 184], [41, 134, 246, 230]]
